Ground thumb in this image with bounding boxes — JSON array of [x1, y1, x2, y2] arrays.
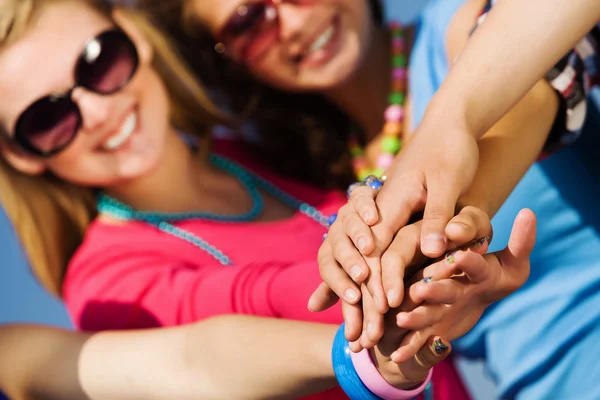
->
[[489, 208, 536, 301], [420, 181, 462, 257]]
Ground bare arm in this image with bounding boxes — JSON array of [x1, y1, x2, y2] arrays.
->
[[0, 316, 443, 400], [456, 78, 559, 216], [361, 0, 599, 258], [0, 318, 336, 400], [429, 0, 600, 137]]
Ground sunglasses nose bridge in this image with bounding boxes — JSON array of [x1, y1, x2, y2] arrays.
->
[[71, 86, 112, 132]]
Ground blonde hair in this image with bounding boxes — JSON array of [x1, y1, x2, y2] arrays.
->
[[0, 0, 224, 296]]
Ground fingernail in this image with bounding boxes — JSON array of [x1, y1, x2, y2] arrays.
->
[[386, 289, 398, 305], [432, 338, 449, 355], [396, 312, 408, 324], [422, 233, 447, 254], [350, 265, 363, 280], [367, 322, 373, 334], [470, 236, 488, 249], [345, 288, 359, 302], [422, 276, 433, 283], [357, 237, 367, 251], [362, 213, 371, 223]]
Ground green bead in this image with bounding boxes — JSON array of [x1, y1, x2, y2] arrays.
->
[[388, 92, 405, 105], [373, 168, 385, 177], [381, 137, 401, 154], [392, 54, 407, 68]]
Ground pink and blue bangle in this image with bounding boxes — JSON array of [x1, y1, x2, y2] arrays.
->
[[332, 324, 381, 399], [350, 345, 432, 400], [332, 324, 432, 400]]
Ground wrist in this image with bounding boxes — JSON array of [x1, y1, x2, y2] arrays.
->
[[371, 347, 430, 389], [422, 92, 476, 140], [332, 324, 432, 400]]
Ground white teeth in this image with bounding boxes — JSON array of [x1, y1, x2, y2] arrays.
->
[[309, 25, 334, 53], [102, 111, 136, 150]]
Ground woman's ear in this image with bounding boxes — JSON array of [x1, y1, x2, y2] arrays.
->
[[0, 143, 46, 175], [112, 8, 153, 66]]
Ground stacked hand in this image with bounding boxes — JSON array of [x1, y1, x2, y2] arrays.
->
[[311, 175, 535, 360]]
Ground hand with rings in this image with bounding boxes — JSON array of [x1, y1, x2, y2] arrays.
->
[[311, 174, 535, 354]]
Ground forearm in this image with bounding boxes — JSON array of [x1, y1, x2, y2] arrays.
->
[[80, 316, 338, 400], [457, 79, 559, 216], [0, 324, 91, 400], [0, 319, 337, 400], [428, 0, 599, 138]]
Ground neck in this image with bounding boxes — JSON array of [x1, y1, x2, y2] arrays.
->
[[104, 130, 209, 212], [324, 25, 391, 141]]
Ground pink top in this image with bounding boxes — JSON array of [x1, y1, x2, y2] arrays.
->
[[63, 139, 470, 400]]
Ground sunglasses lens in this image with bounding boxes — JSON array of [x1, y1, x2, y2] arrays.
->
[[15, 97, 80, 156], [77, 30, 139, 94], [220, 2, 273, 59]]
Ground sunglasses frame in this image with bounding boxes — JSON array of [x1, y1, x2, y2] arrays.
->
[[10, 28, 139, 157]]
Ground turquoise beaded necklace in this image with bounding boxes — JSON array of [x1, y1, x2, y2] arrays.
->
[[97, 154, 330, 265]]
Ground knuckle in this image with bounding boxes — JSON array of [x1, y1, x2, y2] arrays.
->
[[317, 245, 332, 265], [424, 208, 450, 222]]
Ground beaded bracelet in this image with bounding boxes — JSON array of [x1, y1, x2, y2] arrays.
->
[[332, 324, 432, 400]]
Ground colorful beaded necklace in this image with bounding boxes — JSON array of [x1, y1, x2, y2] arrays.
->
[[350, 22, 407, 181], [97, 154, 330, 265]]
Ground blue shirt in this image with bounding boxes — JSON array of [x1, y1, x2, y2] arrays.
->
[[390, 0, 600, 398]]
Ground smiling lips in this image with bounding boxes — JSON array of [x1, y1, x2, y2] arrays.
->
[[298, 15, 340, 68], [101, 109, 137, 151]]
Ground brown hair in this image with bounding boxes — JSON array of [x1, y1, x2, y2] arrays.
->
[[130, 0, 386, 190], [0, 0, 224, 296]]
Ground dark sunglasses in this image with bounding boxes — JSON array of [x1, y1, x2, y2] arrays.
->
[[216, 0, 314, 64], [9, 29, 139, 157]]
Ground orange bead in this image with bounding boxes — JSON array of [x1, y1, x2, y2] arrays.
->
[[383, 121, 402, 137], [392, 80, 406, 92]]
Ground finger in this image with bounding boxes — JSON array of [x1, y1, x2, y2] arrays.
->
[[445, 206, 493, 247], [342, 300, 364, 344], [486, 209, 536, 302], [380, 224, 420, 308], [392, 333, 451, 368], [404, 278, 463, 310], [360, 285, 385, 349], [340, 204, 376, 255], [420, 181, 462, 257], [362, 262, 389, 314], [396, 304, 449, 330], [317, 241, 362, 305], [451, 250, 491, 284], [328, 221, 370, 284], [405, 252, 460, 287], [372, 174, 427, 250], [307, 282, 339, 312], [414, 336, 452, 367], [349, 185, 380, 226]]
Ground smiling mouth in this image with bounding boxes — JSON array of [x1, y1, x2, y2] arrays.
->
[[308, 24, 335, 54], [298, 15, 341, 68], [101, 109, 137, 151]]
